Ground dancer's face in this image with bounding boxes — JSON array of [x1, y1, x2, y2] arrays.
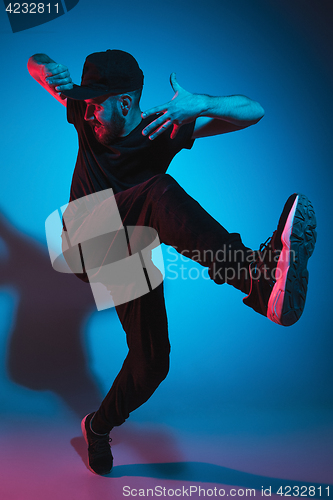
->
[[84, 95, 125, 145]]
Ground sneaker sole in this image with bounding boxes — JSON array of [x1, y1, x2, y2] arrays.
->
[[81, 414, 97, 474], [81, 413, 109, 475], [81, 413, 90, 447], [81, 413, 113, 475], [267, 194, 317, 326]]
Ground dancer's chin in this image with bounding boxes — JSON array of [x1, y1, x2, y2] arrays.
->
[[94, 126, 108, 144], [95, 129, 119, 146]]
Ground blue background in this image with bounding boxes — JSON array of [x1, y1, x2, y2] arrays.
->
[[0, 0, 332, 427]]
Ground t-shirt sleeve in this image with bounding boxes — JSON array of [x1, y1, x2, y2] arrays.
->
[[175, 120, 195, 150], [67, 98, 85, 126]]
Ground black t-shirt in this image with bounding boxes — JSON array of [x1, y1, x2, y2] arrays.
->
[[66, 99, 195, 202]]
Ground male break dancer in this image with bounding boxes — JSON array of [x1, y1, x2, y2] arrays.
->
[[28, 50, 317, 475]]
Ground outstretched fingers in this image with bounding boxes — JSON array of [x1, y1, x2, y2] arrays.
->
[[170, 72, 182, 93], [141, 72, 187, 140], [142, 114, 173, 140], [170, 123, 180, 139]]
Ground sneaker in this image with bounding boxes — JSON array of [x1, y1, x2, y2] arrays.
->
[[243, 193, 317, 326], [81, 413, 113, 475]]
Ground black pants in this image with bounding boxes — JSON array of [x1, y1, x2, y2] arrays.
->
[[62, 174, 252, 431]]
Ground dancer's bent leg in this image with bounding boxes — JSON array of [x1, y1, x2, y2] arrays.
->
[[92, 281, 169, 432]]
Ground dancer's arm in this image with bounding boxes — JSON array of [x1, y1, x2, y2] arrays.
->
[[141, 73, 264, 140], [27, 53, 73, 107]]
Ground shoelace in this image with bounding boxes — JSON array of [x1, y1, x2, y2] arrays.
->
[[259, 229, 277, 254], [254, 231, 279, 285], [259, 236, 272, 253], [89, 435, 112, 458], [258, 230, 278, 262]]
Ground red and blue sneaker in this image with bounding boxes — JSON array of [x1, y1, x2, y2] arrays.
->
[[243, 193, 317, 326]]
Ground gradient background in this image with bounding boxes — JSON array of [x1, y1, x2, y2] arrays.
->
[[0, 0, 332, 498]]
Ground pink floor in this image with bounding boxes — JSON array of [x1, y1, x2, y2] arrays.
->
[[1, 405, 332, 499]]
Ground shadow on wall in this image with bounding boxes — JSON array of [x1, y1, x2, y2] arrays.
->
[[0, 210, 110, 417]]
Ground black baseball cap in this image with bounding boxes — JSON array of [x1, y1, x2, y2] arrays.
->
[[61, 49, 144, 100]]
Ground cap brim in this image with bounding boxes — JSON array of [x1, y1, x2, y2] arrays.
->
[[60, 84, 115, 100]]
